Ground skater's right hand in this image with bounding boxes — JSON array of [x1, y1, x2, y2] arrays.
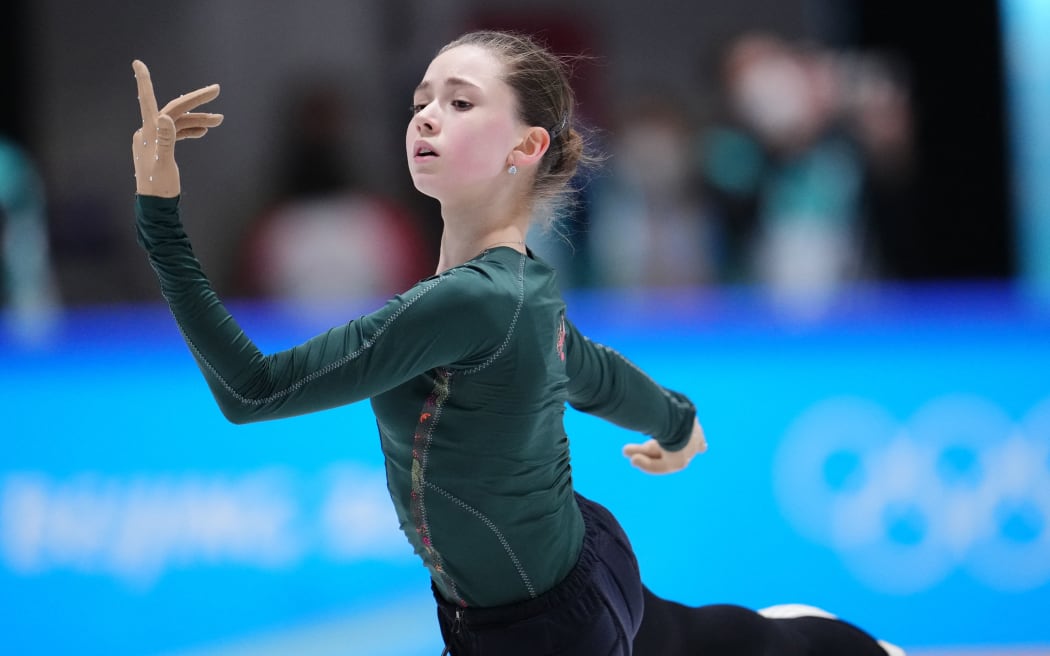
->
[[131, 60, 223, 197], [623, 418, 707, 475]]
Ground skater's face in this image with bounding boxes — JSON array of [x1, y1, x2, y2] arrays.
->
[[406, 44, 528, 203]]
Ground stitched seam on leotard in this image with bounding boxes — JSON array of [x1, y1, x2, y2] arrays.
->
[[168, 275, 450, 407], [594, 342, 662, 388], [424, 481, 538, 599], [462, 252, 526, 375], [594, 341, 689, 445]]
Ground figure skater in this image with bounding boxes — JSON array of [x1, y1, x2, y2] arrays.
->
[[130, 29, 903, 656]]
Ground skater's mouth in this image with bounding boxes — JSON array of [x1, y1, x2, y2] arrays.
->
[[414, 140, 439, 158]]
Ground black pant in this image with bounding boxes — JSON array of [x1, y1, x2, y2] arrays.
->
[[434, 494, 890, 655], [435, 494, 644, 655], [634, 593, 891, 655]]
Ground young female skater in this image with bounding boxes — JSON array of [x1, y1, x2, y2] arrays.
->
[[130, 30, 902, 656]]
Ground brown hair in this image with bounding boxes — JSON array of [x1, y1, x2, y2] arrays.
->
[[440, 30, 595, 226]]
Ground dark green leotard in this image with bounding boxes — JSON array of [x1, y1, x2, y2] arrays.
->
[[136, 195, 696, 608]]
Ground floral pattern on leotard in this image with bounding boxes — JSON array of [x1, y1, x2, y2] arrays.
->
[[556, 314, 566, 362], [409, 367, 465, 606]]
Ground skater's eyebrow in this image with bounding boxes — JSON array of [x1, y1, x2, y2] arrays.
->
[[415, 77, 482, 93]]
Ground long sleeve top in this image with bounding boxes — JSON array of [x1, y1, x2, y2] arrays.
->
[[136, 195, 696, 608]]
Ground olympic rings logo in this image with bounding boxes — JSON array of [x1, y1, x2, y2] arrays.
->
[[772, 394, 1050, 594]]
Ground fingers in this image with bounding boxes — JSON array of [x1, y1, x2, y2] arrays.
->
[[173, 113, 223, 139], [131, 127, 145, 160], [164, 112, 223, 140], [133, 60, 159, 127], [156, 114, 177, 159], [131, 60, 222, 145], [623, 439, 674, 474], [630, 452, 674, 475], [695, 431, 708, 453], [160, 84, 221, 119], [174, 112, 224, 131], [176, 127, 208, 140], [622, 439, 662, 458], [689, 420, 708, 456]]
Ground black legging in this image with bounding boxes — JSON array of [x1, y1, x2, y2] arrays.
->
[[435, 495, 893, 655], [632, 587, 890, 655]]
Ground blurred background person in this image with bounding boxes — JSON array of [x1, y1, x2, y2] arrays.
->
[[700, 33, 868, 312], [0, 135, 59, 344], [838, 52, 920, 281], [585, 92, 724, 289], [234, 79, 430, 304]]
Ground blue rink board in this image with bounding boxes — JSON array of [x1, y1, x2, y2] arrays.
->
[[1, 283, 1049, 655]]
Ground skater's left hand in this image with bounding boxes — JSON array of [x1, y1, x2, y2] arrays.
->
[[623, 418, 707, 475]]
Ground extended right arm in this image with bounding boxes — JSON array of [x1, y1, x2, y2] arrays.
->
[[136, 196, 484, 423], [130, 61, 495, 424]]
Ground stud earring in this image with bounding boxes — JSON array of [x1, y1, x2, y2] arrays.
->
[[508, 164, 518, 175]]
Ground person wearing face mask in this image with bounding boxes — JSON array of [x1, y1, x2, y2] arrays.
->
[[702, 33, 870, 314]]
